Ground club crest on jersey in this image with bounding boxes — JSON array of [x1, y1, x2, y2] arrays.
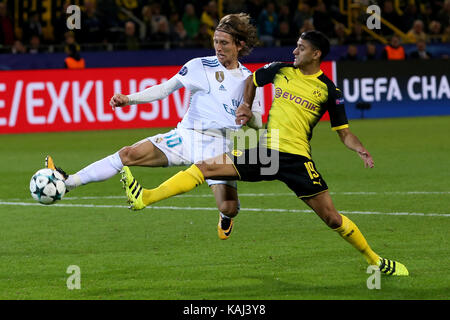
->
[[313, 89, 322, 98], [215, 71, 225, 82], [178, 66, 188, 76]]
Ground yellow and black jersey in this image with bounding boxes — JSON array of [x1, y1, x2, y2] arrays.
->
[[253, 62, 348, 159]]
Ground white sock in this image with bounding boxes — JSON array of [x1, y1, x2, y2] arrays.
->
[[219, 201, 240, 219], [65, 174, 82, 191], [220, 212, 231, 219], [66, 152, 124, 189]]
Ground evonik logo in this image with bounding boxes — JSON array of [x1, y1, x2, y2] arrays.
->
[[274, 87, 318, 111]]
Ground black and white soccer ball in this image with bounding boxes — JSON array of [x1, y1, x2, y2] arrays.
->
[[30, 168, 66, 204]]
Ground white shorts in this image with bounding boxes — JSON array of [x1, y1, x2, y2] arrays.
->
[[148, 128, 237, 188]]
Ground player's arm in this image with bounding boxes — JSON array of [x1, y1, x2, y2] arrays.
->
[[109, 76, 183, 108], [246, 85, 264, 129], [235, 75, 257, 126], [326, 85, 374, 168], [234, 79, 263, 129], [236, 62, 284, 126], [246, 112, 263, 129], [337, 128, 374, 168]]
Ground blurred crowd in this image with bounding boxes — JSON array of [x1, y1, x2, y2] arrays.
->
[[1, 0, 449, 61]]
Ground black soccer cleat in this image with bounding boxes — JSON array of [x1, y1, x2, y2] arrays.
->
[[217, 214, 234, 240]]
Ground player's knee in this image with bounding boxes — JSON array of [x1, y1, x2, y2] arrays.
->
[[308, 197, 341, 228], [196, 162, 213, 178], [218, 201, 239, 218], [118, 146, 135, 165], [324, 211, 341, 229]]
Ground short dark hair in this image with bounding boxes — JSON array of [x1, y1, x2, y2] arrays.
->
[[300, 31, 330, 61]]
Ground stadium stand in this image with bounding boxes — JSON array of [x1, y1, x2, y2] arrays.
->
[[0, 0, 449, 62]]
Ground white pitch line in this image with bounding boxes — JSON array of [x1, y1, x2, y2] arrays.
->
[[0, 201, 449, 217], [335, 191, 450, 195], [3, 191, 449, 202], [65, 191, 450, 199]]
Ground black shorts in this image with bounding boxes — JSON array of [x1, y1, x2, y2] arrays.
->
[[228, 147, 328, 198]]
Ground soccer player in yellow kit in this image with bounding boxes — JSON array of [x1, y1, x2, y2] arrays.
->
[[121, 31, 408, 276]]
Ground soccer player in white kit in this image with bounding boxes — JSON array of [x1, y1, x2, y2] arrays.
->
[[45, 13, 262, 240]]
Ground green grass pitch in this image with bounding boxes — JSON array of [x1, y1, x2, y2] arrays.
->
[[0, 116, 449, 300]]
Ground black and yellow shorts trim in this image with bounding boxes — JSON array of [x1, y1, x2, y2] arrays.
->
[[228, 147, 328, 198]]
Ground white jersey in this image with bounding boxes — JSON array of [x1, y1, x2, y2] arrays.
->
[[174, 56, 263, 132]]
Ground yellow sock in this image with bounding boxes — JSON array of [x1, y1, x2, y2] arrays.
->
[[142, 165, 205, 205], [334, 214, 380, 265]]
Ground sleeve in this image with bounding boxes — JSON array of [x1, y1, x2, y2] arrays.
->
[[252, 62, 285, 87], [174, 58, 209, 92], [326, 87, 349, 131], [127, 76, 183, 105], [247, 112, 263, 129], [250, 87, 264, 114]]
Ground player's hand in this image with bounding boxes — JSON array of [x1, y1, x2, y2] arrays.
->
[[357, 149, 374, 168], [235, 103, 253, 125], [110, 93, 129, 109]]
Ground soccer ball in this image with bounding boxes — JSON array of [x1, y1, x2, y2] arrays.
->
[[30, 168, 66, 205]]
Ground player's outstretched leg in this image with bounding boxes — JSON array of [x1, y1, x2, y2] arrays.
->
[[121, 164, 206, 211], [333, 214, 409, 276], [120, 166, 146, 210], [304, 191, 409, 276], [120, 159, 235, 211]]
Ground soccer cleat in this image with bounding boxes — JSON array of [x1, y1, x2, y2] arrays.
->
[[377, 257, 409, 276], [120, 166, 146, 211], [217, 214, 234, 240], [45, 155, 56, 170], [45, 155, 69, 179]]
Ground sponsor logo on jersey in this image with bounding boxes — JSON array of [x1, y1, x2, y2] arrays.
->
[[178, 66, 188, 76], [274, 87, 319, 111], [219, 84, 227, 91], [215, 71, 225, 82], [275, 87, 283, 98]]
